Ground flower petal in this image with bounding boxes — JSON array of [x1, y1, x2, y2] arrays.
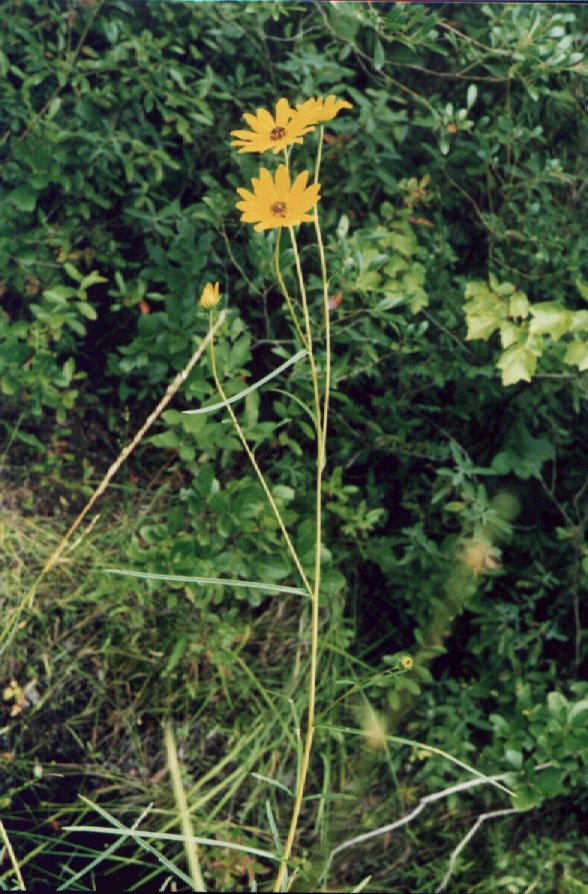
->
[[275, 97, 293, 126], [275, 164, 291, 197]]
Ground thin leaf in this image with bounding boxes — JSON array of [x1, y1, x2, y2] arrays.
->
[[183, 349, 308, 415], [63, 823, 279, 865], [104, 568, 307, 596], [317, 725, 514, 796], [250, 773, 293, 797]]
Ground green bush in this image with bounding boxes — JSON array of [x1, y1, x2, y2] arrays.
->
[[2, 2, 587, 891]]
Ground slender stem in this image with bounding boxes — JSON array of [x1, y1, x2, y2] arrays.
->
[[288, 227, 322, 440], [274, 230, 308, 349], [273, 226, 325, 893], [313, 127, 331, 470], [208, 321, 313, 600]]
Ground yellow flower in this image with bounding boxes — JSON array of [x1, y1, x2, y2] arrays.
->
[[236, 164, 320, 232], [400, 655, 414, 671], [294, 94, 353, 127], [199, 281, 220, 309], [230, 97, 316, 155]]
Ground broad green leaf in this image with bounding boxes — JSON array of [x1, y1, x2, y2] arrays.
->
[[529, 302, 571, 340], [465, 311, 502, 341], [547, 690, 569, 721], [464, 286, 505, 340], [5, 184, 38, 211], [509, 292, 529, 319], [43, 285, 77, 301], [505, 749, 523, 770], [495, 280, 515, 297], [511, 784, 543, 812], [564, 339, 588, 371], [499, 322, 518, 348], [77, 302, 98, 320], [80, 271, 108, 290], [376, 295, 406, 311], [389, 233, 414, 257], [496, 344, 538, 385], [492, 427, 554, 479], [64, 262, 83, 283], [569, 699, 588, 726], [535, 767, 566, 798], [409, 288, 428, 314], [570, 310, 588, 333]]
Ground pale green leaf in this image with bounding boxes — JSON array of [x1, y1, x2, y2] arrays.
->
[[563, 339, 588, 372], [570, 310, 588, 333], [529, 302, 571, 340], [499, 322, 518, 348], [465, 312, 501, 341], [509, 292, 529, 319], [496, 344, 538, 386]]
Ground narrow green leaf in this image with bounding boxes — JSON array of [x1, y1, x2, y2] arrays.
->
[[184, 349, 307, 415], [104, 568, 307, 596], [374, 38, 385, 71], [576, 279, 588, 302]]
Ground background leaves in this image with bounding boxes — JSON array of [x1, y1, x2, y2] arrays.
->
[[1, 2, 588, 891]]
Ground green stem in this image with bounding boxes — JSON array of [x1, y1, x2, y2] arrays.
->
[[313, 127, 331, 470], [208, 320, 313, 600], [273, 226, 325, 893], [274, 230, 308, 349]]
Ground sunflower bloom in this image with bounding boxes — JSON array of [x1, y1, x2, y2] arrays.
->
[[199, 281, 220, 309], [294, 95, 353, 127], [230, 97, 316, 155], [236, 165, 320, 232]]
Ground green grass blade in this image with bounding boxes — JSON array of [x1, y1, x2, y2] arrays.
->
[[62, 823, 279, 864]]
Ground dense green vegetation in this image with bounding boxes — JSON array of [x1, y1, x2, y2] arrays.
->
[[1, 1, 588, 891]]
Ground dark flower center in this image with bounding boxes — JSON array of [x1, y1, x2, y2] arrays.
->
[[270, 202, 287, 218], [270, 126, 287, 141]]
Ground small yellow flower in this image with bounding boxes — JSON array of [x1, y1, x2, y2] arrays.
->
[[199, 281, 220, 310], [294, 94, 353, 127], [400, 655, 414, 671], [230, 97, 316, 155], [236, 164, 320, 232]]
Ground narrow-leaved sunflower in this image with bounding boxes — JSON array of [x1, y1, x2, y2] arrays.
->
[[199, 281, 220, 309], [230, 97, 315, 155], [294, 95, 353, 127], [235, 165, 320, 232]]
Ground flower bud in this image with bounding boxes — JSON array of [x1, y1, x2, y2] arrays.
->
[[199, 281, 220, 309]]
